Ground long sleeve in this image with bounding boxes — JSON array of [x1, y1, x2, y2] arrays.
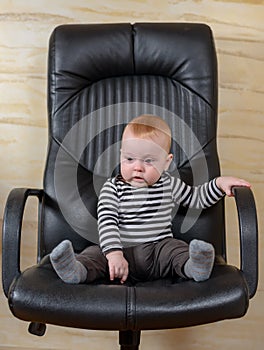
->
[[171, 176, 225, 209], [97, 179, 123, 254]]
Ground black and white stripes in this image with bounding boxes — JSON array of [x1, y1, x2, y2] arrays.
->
[[97, 173, 224, 254]]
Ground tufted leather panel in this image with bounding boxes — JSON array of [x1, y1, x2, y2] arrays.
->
[[48, 23, 217, 114]]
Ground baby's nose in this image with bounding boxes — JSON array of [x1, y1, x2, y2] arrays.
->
[[134, 159, 144, 171]]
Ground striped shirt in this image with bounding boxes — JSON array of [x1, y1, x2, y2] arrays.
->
[[97, 172, 224, 254]]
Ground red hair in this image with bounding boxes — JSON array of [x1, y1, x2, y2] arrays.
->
[[123, 115, 172, 153]]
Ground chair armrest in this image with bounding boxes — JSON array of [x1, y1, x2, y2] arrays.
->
[[232, 186, 258, 298], [2, 188, 44, 297]]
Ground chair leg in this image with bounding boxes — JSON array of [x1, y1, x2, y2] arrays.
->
[[119, 330, 141, 350], [28, 322, 46, 336]]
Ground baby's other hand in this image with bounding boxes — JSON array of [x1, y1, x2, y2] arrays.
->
[[106, 250, 129, 284], [216, 176, 251, 197]]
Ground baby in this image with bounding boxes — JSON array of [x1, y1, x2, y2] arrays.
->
[[50, 115, 250, 284]]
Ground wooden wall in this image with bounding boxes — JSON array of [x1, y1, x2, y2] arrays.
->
[[0, 1, 263, 349]]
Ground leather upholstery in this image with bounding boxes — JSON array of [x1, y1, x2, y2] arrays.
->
[[2, 23, 258, 343], [8, 256, 248, 330], [44, 23, 224, 256]]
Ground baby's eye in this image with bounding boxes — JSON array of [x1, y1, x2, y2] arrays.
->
[[126, 157, 135, 162], [144, 158, 155, 165]]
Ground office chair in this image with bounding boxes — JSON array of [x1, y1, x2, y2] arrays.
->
[[2, 23, 258, 349]]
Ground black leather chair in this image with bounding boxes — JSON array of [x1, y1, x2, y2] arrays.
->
[[2, 23, 258, 349]]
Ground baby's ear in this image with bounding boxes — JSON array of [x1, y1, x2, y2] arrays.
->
[[164, 153, 173, 170]]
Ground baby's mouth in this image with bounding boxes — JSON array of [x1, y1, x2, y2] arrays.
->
[[133, 176, 144, 181]]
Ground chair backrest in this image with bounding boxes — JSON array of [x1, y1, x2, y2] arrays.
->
[[41, 23, 225, 259]]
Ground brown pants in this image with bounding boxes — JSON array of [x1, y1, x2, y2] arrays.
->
[[76, 237, 190, 284]]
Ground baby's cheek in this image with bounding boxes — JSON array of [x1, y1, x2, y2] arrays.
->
[[146, 169, 162, 186]]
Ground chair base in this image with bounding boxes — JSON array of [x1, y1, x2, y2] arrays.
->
[[119, 330, 141, 350], [28, 323, 141, 349], [28, 322, 46, 336]]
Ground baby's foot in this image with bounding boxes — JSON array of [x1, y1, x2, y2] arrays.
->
[[184, 239, 215, 282], [50, 240, 87, 284]]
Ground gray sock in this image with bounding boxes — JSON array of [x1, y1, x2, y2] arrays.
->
[[184, 239, 215, 282], [50, 240, 87, 284]]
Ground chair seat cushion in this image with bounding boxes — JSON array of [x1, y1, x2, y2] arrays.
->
[[8, 256, 248, 331]]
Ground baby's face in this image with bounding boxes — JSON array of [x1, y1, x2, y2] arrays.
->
[[120, 130, 173, 188]]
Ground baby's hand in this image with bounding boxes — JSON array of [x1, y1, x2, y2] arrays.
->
[[216, 176, 251, 197], [106, 250, 129, 284]]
